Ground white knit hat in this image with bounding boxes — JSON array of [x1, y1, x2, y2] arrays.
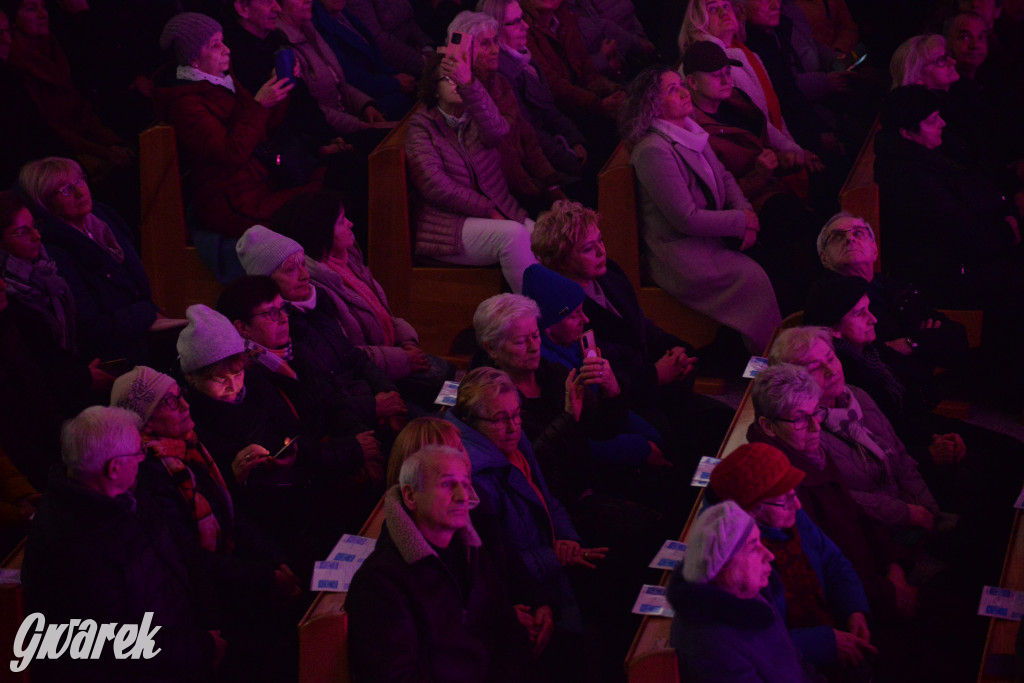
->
[[235, 225, 304, 276], [177, 304, 246, 374], [110, 366, 178, 424], [683, 500, 757, 583]]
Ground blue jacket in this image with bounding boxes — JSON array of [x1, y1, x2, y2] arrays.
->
[[446, 412, 582, 632], [764, 509, 870, 665], [33, 201, 158, 364]]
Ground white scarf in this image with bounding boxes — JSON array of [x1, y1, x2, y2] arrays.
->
[[652, 118, 722, 209], [176, 65, 236, 93]]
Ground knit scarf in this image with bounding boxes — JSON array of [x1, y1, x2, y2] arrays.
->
[[324, 255, 394, 345], [500, 43, 539, 79], [0, 249, 77, 352], [176, 65, 236, 93], [761, 526, 834, 628], [833, 337, 905, 415], [822, 387, 894, 481], [142, 431, 233, 553], [245, 339, 297, 379], [651, 118, 722, 208]]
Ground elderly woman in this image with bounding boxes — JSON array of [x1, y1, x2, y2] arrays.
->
[[273, 191, 453, 399], [873, 86, 1023, 315], [621, 65, 781, 352], [448, 11, 566, 212], [154, 12, 322, 256], [479, 0, 589, 176], [447, 366, 604, 636], [710, 443, 874, 674], [677, 0, 816, 169], [668, 500, 815, 682], [111, 366, 300, 603], [406, 51, 536, 293], [748, 363, 917, 619], [889, 34, 960, 89], [18, 156, 168, 365]]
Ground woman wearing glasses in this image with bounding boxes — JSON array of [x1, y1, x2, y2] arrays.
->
[[708, 442, 875, 677], [17, 156, 166, 365]]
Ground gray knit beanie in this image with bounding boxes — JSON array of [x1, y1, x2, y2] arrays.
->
[[177, 304, 246, 374], [110, 366, 178, 425], [160, 13, 222, 67], [683, 500, 757, 583], [236, 225, 305, 276]]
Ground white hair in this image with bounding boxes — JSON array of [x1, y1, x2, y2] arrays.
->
[[62, 406, 142, 480]]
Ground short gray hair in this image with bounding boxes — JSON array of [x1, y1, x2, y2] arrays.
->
[[890, 34, 948, 87], [474, 293, 540, 351], [767, 327, 834, 366], [399, 444, 471, 492], [19, 157, 85, 207], [62, 406, 142, 480], [447, 10, 499, 41], [455, 366, 519, 424], [751, 363, 822, 420], [816, 212, 875, 266]]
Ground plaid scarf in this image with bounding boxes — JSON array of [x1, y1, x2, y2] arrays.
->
[[762, 526, 834, 629]]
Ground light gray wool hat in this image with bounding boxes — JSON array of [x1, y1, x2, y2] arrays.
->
[[177, 304, 246, 374], [110, 366, 177, 424], [160, 12, 222, 67], [236, 225, 305, 276], [683, 500, 757, 583]]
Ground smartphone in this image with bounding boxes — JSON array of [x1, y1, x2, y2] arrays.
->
[[845, 52, 867, 72], [580, 330, 599, 359], [271, 435, 299, 459], [446, 31, 473, 64], [274, 48, 296, 84]]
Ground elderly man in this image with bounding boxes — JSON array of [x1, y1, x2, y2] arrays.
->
[[22, 406, 226, 681], [346, 445, 534, 682]]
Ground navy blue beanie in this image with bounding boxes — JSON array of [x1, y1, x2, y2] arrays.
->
[[522, 264, 585, 330]]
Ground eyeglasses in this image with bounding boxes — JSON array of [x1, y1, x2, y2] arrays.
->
[[761, 491, 799, 509], [157, 391, 185, 412], [474, 410, 522, 428], [503, 16, 526, 27], [250, 306, 287, 323], [926, 52, 955, 68], [5, 224, 39, 239], [52, 176, 87, 198], [824, 225, 872, 246], [112, 447, 145, 461], [775, 406, 827, 430]]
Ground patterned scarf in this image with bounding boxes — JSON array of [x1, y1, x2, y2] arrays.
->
[[833, 337, 905, 414], [822, 387, 894, 482], [246, 339, 297, 379], [762, 526, 834, 628], [0, 249, 77, 352], [142, 432, 233, 553], [324, 255, 395, 345]]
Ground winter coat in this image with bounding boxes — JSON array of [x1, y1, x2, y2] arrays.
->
[[792, 0, 860, 52], [819, 386, 939, 528], [306, 256, 418, 380], [153, 75, 319, 239], [569, 0, 649, 67], [522, 4, 620, 119], [446, 413, 582, 630], [278, 20, 375, 134], [23, 472, 216, 682], [668, 569, 817, 683], [346, 486, 531, 682], [631, 126, 781, 351], [405, 82, 528, 258], [762, 510, 870, 665], [497, 48, 586, 174], [344, 0, 433, 76], [32, 201, 158, 364]]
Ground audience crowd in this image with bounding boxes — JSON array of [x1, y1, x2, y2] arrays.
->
[[2, 0, 1023, 680]]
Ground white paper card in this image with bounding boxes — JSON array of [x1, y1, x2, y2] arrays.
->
[[742, 356, 769, 379], [691, 456, 722, 487], [649, 540, 687, 570], [327, 533, 377, 563], [0, 569, 20, 585], [435, 381, 460, 407], [632, 584, 674, 618], [1013, 487, 1024, 509], [978, 586, 1024, 621]]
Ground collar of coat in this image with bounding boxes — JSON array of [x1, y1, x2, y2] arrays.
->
[[384, 485, 482, 565], [668, 568, 777, 629]]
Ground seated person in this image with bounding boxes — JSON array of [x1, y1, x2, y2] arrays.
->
[[22, 406, 226, 681], [620, 65, 781, 352], [709, 442, 875, 675], [448, 11, 567, 214], [406, 52, 536, 293], [682, 40, 821, 313], [155, 12, 321, 274], [791, 0, 860, 54], [386, 416, 467, 486], [748, 363, 918, 620], [479, 0, 590, 177], [0, 446, 37, 558], [312, 0, 417, 119], [234, 224, 412, 426], [530, 199, 734, 461], [567, 0, 657, 78], [668, 500, 816, 682], [346, 445, 535, 681], [889, 34, 960, 90], [273, 192, 454, 406], [345, 0, 434, 76], [18, 157, 168, 365]]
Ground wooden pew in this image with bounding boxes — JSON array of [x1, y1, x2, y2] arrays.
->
[[297, 498, 386, 683], [597, 143, 725, 394], [138, 125, 224, 318], [977, 509, 1024, 681], [0, 540, 28, 683], [366, 107, 504, 358]]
